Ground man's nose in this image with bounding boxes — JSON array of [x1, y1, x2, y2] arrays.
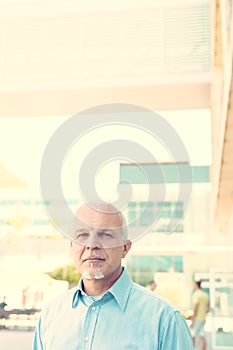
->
[[85, 234, 101, 249]]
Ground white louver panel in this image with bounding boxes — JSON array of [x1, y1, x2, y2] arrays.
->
[[0, 1, 211, 88], [162, 5, 210, 73]]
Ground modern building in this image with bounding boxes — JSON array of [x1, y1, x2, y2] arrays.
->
[[0, 0, 233, 348]]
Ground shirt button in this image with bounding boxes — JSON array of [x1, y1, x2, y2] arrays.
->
[[92, 306, 96, 311], [85, 336, 89, 342]]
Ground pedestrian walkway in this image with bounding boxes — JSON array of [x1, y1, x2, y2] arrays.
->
[[0, 329, 34, 350]]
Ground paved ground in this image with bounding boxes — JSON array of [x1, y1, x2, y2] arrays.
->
[[0, 329, 34, 350], [194, 333, 212, 350]]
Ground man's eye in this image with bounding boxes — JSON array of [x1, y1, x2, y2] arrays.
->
[[77, 232, 89, 239], [98, 231, 113, 239]]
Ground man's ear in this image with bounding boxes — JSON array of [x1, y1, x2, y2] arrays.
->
[[122, 240, 132, 258]]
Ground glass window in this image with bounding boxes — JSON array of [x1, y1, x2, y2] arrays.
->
[[127, 201, 184, 232], [127, 255, 183, 286]]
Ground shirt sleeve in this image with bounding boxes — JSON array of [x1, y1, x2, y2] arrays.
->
[[160, 311, 193, 350], [32, 317, 45, 350]]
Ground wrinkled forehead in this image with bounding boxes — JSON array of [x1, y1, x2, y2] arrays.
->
[[74, 203, 124, 230]]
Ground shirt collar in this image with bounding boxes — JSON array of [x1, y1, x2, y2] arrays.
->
[[108, 268, 132, 310], [72, 268, 133, 310], [72, 279, 85, 308]]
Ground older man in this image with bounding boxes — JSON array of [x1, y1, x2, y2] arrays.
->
[[33, 201, 193, 350]]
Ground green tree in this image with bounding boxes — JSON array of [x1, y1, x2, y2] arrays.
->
[[47, 264, 81, 288]]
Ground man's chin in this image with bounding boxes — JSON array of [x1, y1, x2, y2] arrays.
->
[[82, 270, 105, 280]]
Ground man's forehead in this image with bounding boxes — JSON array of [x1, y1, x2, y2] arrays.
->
[[75, 203, 123, 228], [77, 202, 120, 214]]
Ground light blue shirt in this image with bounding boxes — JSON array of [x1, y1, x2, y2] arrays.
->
[[33, 268, 193, 349]]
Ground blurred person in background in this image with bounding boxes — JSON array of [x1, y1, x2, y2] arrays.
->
[[0, 296, 7, 309], [32, 201, 193, 350], [148, 280, 157, 292], [191, 280, 209, 350]]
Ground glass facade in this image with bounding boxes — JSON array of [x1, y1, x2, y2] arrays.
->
[[127, 255, 183, 286], [128, 200, 184, 233], [0, 198, 79, 237], [119, 163, 213, 314], [120, 164, 210, 184]]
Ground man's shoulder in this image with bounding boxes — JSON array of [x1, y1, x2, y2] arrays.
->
[[41, 287, 76, 314], [125, 282, 184, 328], [130, 282, 177, 312]]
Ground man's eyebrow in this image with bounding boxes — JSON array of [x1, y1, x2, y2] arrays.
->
[[75, 228, 89, 234], [96, 228, 114, 231], [75, 228, 117, 234]]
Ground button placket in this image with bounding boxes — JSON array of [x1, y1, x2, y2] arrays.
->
[[82, 303, 99, 350]]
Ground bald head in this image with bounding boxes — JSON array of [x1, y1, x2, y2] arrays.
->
[[73, 201, 128, 242]]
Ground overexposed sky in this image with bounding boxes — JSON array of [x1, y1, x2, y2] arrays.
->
[[0, 109, 211, 198]]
